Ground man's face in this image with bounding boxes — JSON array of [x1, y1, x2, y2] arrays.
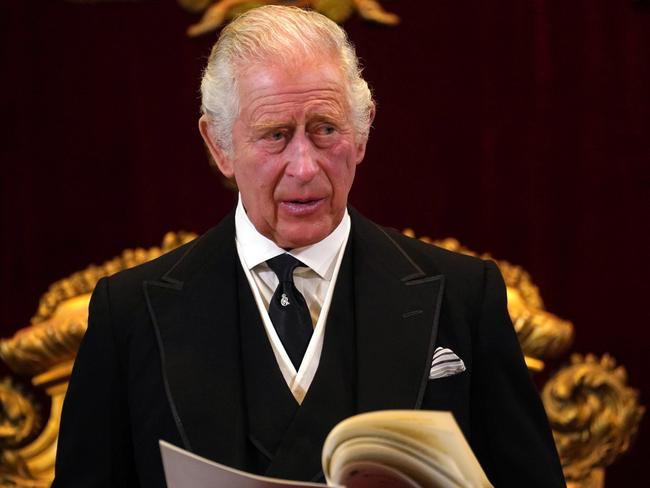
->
[[200, 56, 368, 249]]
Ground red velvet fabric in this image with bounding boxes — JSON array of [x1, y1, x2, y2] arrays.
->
[[2, 1, 648, 482]]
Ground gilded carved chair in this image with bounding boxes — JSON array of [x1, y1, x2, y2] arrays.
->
[[0, 231, 644, 487]]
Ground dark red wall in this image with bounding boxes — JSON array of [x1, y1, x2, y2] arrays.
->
[[2, 0, 648, 482]]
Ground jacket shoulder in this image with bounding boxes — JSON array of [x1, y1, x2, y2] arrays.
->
[[382, 226, 498, 315], [106, 238, 196, 291], [104, 210, 235, 294], [383, 226, 488, 278]]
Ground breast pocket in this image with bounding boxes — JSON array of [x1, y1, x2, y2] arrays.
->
[[422, 370, 468, 414]]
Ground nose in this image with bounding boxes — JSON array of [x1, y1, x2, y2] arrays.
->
[[285, 131, 319, 182]]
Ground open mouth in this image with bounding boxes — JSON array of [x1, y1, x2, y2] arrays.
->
[[288, 198, 320, 204]]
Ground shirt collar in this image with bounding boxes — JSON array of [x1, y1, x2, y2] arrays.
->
[[234, 194, 350, 280]]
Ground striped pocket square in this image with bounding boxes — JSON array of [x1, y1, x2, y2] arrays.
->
[[429, 347, 466, 379]]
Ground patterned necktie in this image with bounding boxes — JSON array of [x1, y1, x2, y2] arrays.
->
[[266, 254, 314, 370]]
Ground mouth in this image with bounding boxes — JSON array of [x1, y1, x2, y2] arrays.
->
[[279, 197, 326, 216]]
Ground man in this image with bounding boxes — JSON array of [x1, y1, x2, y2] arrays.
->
[[53, 6, 565, 487]]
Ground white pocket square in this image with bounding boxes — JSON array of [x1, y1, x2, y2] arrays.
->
[[429, 347, 466, 379]]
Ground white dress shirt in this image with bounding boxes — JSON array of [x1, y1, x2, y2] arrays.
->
[[234, 196, 350, 404]]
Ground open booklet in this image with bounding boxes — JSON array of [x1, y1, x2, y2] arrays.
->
[[160, 410, 493, 488]]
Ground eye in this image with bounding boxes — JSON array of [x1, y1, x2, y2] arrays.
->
[[309, 122, 341, 148], [318, 124, 336, 135], [267, 130, 286, 141], [259, 127, 291, 152]]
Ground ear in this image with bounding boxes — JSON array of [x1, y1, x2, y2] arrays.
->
[[354, 105, 376, 165], [354, 138, 368, 166], [198, 115, 234, 178]]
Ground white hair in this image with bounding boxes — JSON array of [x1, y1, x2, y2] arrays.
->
[[200, 5, 375, 154]]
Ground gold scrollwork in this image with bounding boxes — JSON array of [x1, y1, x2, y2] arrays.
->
[[0, 305, 88, 377], [542, 354, 645, 487], [0, 378, 44, 486], [181, 0, 400, 38], [0, 379, 41, 450]]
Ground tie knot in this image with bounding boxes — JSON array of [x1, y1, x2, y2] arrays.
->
[[266, 254, 306, 283]]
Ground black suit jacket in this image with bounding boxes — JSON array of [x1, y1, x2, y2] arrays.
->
[[53, 208, 565, 487]]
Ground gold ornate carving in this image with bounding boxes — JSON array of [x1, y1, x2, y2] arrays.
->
[[0, 379, 41, 450], [542, 354, 645, 487], [0, 468, 50, 488], [181, 0, 400, 38], [507, 290, 574, 361], [0, 298, 89, 377], [0, 379, 45, 487], [402, 232, 574, 363]]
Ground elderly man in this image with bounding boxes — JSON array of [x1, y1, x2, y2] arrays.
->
[[53, 6, 565, 487]]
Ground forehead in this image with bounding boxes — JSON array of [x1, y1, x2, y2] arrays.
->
[[236, 58, 349, 122]]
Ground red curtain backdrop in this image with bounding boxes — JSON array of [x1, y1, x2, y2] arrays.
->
[[2, 1, 648, 482]]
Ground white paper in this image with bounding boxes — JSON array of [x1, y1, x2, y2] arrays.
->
[[160, 440, 337, 488]]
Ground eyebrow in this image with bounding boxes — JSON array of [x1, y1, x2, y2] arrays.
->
[[252, 111, 346, 129], [250, 121, 293, 134], [308, 114, 342, 125]]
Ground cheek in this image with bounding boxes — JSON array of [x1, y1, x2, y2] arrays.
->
[[325, 140, 359, 180], [236, 152, 282, 192], [326, 138, 355, 163]]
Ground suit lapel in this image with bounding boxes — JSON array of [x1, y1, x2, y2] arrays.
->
[[143, 210, 248, 469], [350, 209, 445, 413]]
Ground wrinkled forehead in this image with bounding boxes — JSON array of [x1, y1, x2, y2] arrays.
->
[[235, 55, 351, 116]]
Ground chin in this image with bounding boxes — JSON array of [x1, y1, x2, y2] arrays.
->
[[276, 223, 333, 249]]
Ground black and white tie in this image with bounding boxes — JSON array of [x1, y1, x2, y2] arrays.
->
[[266, 254, 313, 370]]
